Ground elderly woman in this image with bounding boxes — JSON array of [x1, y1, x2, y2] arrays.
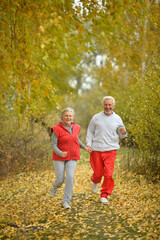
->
[[50, 107, 90, 209]]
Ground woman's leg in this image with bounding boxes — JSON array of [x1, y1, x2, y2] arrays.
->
[[63, 160, 77, 204], [50, 161, 65, 197]]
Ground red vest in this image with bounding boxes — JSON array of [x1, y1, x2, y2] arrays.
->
[[51, 122, 81, 161]]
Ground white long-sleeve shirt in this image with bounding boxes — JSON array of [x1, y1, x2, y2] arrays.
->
[[86, 111, 126, 151]]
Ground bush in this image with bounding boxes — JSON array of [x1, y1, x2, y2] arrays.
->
[[126, 66, 160, 179], [0, 113, 52, 179]]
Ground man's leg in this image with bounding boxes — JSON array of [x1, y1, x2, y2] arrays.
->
[[100, 150, 117, 198], [90, 151, 104, 184]]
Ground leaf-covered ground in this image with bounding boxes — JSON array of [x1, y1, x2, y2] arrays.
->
[[0, 153, 159, 240]]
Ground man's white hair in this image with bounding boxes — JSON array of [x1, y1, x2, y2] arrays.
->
[[103, 96, 115, 106], [61, 107, 75, 117]]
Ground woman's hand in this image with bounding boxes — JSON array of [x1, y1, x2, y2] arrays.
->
[[85, 146, 92, 153], [61, 152, 68, 158]]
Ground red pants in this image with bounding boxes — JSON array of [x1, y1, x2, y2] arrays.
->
[[90, 150, 117, 198]]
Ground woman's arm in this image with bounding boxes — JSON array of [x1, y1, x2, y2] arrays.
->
[[78, 138, 92, 153], [51, 131, 62, 156], [78, 138, 86, 149]]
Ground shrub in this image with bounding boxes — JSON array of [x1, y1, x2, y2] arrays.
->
[[126, 66, 160, 179], [0, 113, 52, 179]]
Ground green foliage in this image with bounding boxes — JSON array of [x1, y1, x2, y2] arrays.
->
[[0, 0, 90, 118], [127, 66, 160, 168], [0, 0, 159, 118]]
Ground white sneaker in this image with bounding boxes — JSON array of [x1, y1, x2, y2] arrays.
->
[[50, 187, 56, 198], [100, 197, 109, 204], [91, 182, 98, 194], [63, 202, 71, 209]]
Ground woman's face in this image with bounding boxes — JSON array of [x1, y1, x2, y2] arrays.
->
[[61, 111, 73, 127]]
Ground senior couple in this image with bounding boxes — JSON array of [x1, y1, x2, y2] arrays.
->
[[50, 96, 127, 209]]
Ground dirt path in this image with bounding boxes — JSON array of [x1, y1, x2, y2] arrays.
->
[[0, 156, 159, 239]]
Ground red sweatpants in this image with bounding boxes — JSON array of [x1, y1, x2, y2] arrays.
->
[[90, 150, 117, 198]]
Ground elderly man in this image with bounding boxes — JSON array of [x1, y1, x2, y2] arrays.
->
[[86, 96, 127, 204]]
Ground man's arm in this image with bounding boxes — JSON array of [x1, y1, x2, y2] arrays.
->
[[86, 117, 95, 148], [117, 124, 127, 139]]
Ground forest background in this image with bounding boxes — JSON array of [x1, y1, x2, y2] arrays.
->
[[0, 0, 160, 181]]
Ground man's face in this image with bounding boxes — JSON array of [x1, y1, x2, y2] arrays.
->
[[103, 99, 114, 116]]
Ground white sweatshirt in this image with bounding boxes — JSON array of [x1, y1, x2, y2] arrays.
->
[[86, 111, 126, 151]]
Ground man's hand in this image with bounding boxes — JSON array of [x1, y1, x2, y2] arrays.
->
[[85, 145, 92, 153], [61, 152, 68, 158], [119, 127, 126, 135]]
